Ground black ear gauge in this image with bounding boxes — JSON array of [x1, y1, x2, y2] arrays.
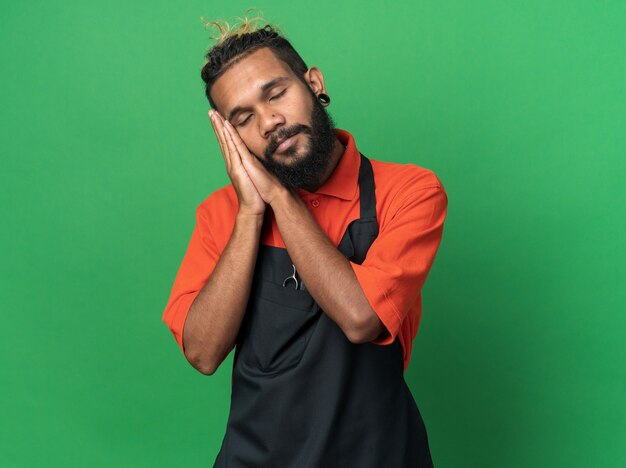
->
[[318, 93, 331, 105]]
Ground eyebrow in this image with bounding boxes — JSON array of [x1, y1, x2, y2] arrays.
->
[[226, 76, 290, 122]]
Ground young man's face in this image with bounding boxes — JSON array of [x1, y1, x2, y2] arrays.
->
[[210, 47, 336, 189]]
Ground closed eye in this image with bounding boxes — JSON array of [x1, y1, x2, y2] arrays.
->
[[237, 89, 288, 127], [237, 114, 252, 127], [269, 89, 287, 101]]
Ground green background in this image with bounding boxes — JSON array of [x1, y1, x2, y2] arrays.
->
[[2, 1, 624, 466]]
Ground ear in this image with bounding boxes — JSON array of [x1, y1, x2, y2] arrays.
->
[[304, 66, 327, 98]]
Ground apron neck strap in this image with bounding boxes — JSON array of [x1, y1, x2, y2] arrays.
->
[[358, 153, 377, 219]]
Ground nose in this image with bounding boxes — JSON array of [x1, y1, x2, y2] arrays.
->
[[259, 108, 285, 139]]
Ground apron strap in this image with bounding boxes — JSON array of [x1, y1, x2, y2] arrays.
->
[[358, 153, 377, 219]]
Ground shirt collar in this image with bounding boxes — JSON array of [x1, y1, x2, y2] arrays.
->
[[296, 128, 360, 201]]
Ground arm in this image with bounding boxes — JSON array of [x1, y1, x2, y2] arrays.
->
[[182, 212, 263, 375], [163, 110, 266, 375], [270, 190, 383, 343], [351, 183, 448, 346], [271, 180, 448, 347]]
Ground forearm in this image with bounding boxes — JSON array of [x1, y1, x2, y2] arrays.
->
[[182, 212, 264, 374], [271, 189, 381, 343]]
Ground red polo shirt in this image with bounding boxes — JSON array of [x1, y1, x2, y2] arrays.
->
[[163, 128, 448, 371]]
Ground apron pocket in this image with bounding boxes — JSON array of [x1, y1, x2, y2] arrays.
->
[[240, 279, 320, 374]]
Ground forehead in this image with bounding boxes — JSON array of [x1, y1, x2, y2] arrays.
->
[[211, 47, 295, 113]]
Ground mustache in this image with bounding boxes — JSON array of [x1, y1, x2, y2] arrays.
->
[[265, 124, 311, 157]]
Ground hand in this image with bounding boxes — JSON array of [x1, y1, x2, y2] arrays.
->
[[209, 110, 265, 217], [222, 119, 286, 206]]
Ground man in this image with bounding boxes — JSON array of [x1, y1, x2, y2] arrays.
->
[[163, 16, 447, 467]]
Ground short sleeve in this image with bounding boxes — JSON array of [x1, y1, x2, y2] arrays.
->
[[162, 203, 221, 353], [351, 175, 448, 345]]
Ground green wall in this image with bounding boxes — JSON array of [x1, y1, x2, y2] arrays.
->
[[2, 1, 624, 466]]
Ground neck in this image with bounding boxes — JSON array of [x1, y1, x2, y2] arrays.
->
[[303, 136, 345, 192]]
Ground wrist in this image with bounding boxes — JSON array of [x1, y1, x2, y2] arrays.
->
[[268, 186, 295, 209], [235, 210, 265, 227]]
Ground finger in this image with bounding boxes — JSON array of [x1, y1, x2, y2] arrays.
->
[[224, 119, 259, 169], [208, 110, 226, 150], [209, 111, 227, 154], [214, 112, 233, 168], [209, 111, 231, 171], [223, 119, 249, 154], [222, 120, 244, 171]]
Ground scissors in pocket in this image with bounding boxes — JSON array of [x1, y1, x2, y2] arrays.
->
[[282, 264, 305, 290]]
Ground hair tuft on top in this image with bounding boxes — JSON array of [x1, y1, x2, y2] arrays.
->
[[200, 8, 278, 45]]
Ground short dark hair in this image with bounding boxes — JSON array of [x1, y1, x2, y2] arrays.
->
[[200, 16, 309, 109]]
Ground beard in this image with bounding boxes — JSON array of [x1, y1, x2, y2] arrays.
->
[[260, 91, 337, 190]]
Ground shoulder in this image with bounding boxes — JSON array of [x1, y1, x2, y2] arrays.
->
[[196, 184, 238, 218], [366, 158, 447, 228], [369, 158, 445, 199], [193, 184, 238, 248]]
